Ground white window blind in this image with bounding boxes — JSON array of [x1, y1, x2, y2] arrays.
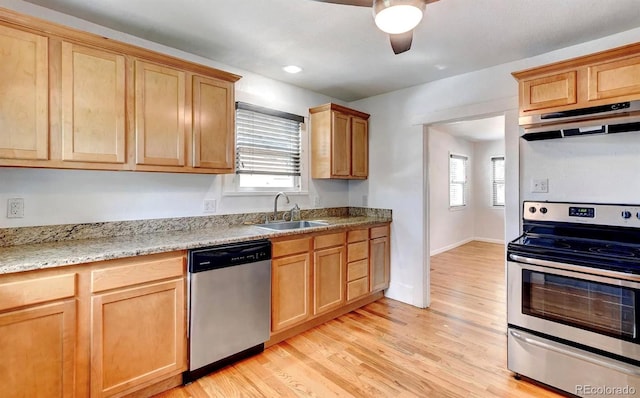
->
[[449, 154, 467, 207], [492, 156, 505, 207], [235, 102, 303, 176]]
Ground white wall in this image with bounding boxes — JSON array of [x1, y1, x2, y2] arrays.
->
[[349, 27, 640, 308], [520, 133, 640, 204], [427, 132, 505, 255], [0, 0, 349, 228], [427, 128, 475, 254], [473, 139, 505, 243]]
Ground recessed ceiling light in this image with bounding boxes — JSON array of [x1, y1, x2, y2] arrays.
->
[[434, 64, 447, 70], [283, 65, 302, 74]]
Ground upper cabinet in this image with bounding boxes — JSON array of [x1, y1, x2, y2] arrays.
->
[[61, 42, 126, 166], [513, 42, 640, 125], [0, 8, 240, 173], [191, 75, 235, 171], [0, 24, 48, 161], [310, 103, 370, 180], [134, 60, 187, 168]]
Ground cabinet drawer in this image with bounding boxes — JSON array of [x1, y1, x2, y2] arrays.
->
[[347, 229, 368, 243], [91, 255, 184, 293], [272, 237, 311, 258], [347, 277, 369, 301], [347, 241, 368, 263], [315, 232, 346, 250], [370, 225, 389, 239], [0, 273, 76, 311], [347, 259, 368, 281]]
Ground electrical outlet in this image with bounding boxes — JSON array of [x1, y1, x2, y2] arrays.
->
[[203, 199, 217, 213], [531, 179, 549, 193], [7, 198, 24, 218], [313, 196, 321, 207], [362, 195, 368, 207]]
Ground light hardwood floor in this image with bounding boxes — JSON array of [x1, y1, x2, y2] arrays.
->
[[156, 241, 563, 397]]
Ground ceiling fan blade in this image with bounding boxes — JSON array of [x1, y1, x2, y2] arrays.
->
[[308, 0, 372, 6], [389, 31, 413, 55]]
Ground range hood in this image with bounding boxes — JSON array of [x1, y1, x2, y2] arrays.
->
[[521, 101, 640, 141]]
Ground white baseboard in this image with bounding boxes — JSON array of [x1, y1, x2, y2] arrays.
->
[[429, 237, 473, 256], [430, 237, 505, 256], [385, 282, 415, 306], [473, 237, 505, 245]]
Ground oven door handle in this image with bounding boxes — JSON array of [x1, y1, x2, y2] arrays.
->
[[509, 329, 640, 377], [509, 253, 640, 283]]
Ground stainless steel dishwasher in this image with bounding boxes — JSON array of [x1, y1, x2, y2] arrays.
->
[[184, 240, 271, 383]]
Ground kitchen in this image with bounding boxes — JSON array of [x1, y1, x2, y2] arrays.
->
[[2, 0, 640, 397]]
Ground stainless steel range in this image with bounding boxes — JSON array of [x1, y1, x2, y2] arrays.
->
[[508, 201, 640, 397]]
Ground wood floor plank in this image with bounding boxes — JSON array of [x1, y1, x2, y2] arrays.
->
[[157, 241, 563, 397]]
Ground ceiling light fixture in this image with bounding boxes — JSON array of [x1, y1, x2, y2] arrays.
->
[[283, 65, 302, 74], [373, 0, 425, 34]]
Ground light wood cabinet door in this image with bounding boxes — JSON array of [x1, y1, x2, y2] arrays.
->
[[370, 236, 390, 292], [588, 55, 640, 102], [271, 253, 311, 332], [61, 42, 126, 164], [0, 24, 48, 160], [192, 75, 234, 170], [331, 111, 351, 177], [520, 71, 577, 112], [134, 60, 186, 167], [351, 116, 368, 178], [314, 246, 346, 315], [91, 278, 186, 397], [0, 300, 76, 398]]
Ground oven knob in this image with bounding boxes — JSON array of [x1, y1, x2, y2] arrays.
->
[[539, 207, 548, 214], [622, 210, 632, 219], [529, 206, 536, 213]]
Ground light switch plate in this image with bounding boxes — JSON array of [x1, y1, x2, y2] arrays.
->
[[203, 199, 217, 213]]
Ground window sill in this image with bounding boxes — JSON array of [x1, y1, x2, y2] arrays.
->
[[449, 205, 467, 212], [222, 190, 309, 197]]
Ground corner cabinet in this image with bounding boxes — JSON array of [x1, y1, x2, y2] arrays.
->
[[0, 9, 240, 173], [513, 42, 640, 125], [310, 103, 370, 179]]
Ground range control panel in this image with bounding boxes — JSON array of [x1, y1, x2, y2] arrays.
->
[[524, 201, 640, 227]]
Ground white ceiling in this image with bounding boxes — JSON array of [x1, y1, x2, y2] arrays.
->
[[433, 115, 505, 142], [23, 0, 640, 102]]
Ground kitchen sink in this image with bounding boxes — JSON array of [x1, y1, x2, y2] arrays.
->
[[255, 220, 329, 231]]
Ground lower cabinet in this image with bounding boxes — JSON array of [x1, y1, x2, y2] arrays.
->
[[90, 253, 186, 397], [0, 272, 77, 398], [270, 223, 390, 342], [271, 250, 312, 332], [370, 225, 391, 292], [0, 300, 76, 398], [0, 251, 187, 398], [313, 232, 346, 315]]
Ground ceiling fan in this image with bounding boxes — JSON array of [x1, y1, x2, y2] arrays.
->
[[309, 0, 439, 54]]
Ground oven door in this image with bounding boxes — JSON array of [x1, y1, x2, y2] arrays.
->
[[508, 254, 640, 362]]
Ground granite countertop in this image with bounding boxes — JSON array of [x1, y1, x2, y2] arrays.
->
[[0, 215, 391, 275]]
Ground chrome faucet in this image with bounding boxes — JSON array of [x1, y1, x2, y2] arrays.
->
[[272, 191, 290, 222]]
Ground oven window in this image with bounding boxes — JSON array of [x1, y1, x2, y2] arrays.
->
[[522, 270, 636, 340]]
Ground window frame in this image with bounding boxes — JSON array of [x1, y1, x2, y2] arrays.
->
[[223, 102, 308, 196], [491, 156, 505, 207], [449, 153, 468, 209]]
